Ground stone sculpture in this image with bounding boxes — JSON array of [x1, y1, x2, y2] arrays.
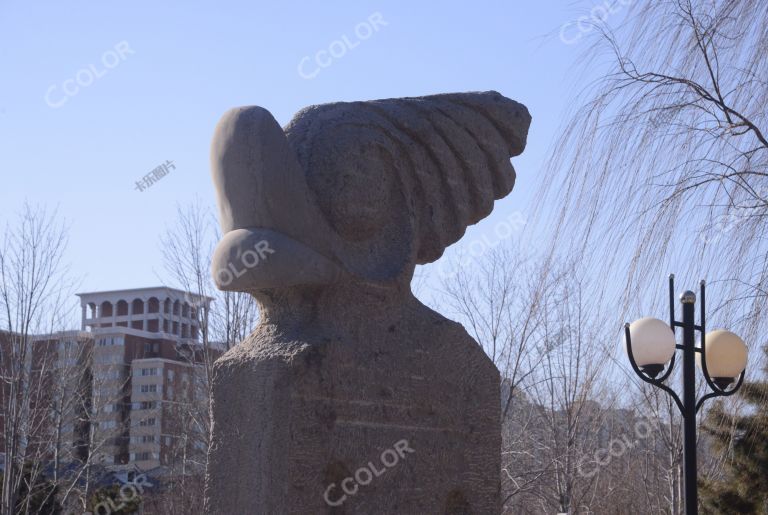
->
[[204, 91, 531, 514]]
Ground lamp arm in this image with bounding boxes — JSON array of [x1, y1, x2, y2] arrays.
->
[[669, 274, 676, 333], [697, 279, 727, 395], [695, 392, 719, 413], [625, 324, 685, 415], [695, 368, 746, 413], [654, 382, 685, 416]]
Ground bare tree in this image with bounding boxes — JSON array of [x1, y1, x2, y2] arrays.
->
[[155, 200, 258, 511], [538, 0, 768, 338], [522, 279, 612, 513], [0, 203, 75, 514], [25, 332, 91, 513], [0, 204, 135, 514], [435, 238, 705, 513], [437, 246, 625, 513]]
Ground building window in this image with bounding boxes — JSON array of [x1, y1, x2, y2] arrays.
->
[[139, 417, 156, 427], [140, 384, 157, 393], [141, 367, 158, 376], [142, 342, 160, 354], [98, 337, 121, 347], [102, 369, 122, 380], [103, 403, 121, 413], [167, 370, 175, 381]]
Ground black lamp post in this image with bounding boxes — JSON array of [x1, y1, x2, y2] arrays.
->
[[623, 275, 748, 515]]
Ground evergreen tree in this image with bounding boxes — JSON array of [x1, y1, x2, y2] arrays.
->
[[701, 347, 768, 514], [0, 462, 62, 515]]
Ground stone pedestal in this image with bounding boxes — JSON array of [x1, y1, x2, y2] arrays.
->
[[204, 290, 500, 514]]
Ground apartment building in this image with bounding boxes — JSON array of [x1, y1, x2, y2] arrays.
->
[[0, 330, 93, 470], [29, 331, 93, 463], [75, 286, 217, 473]]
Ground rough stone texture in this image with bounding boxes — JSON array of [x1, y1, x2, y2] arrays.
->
[[204, 91, 531, 514]]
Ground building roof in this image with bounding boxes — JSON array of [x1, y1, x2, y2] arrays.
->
[[30, 330, 93, 341], [76, 286, 214, 302]]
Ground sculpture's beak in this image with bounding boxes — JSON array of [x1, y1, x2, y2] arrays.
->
[[210, 106, 344, 291]]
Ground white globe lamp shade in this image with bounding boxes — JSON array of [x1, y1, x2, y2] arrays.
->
[[625, 317, 676, 376], [699, 330, 747, 386]]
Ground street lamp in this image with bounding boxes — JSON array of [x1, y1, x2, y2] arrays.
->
[[623, 275, 747, 515]]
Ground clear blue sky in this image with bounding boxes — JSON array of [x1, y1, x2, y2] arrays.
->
[[0, 0, 621, 294]]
